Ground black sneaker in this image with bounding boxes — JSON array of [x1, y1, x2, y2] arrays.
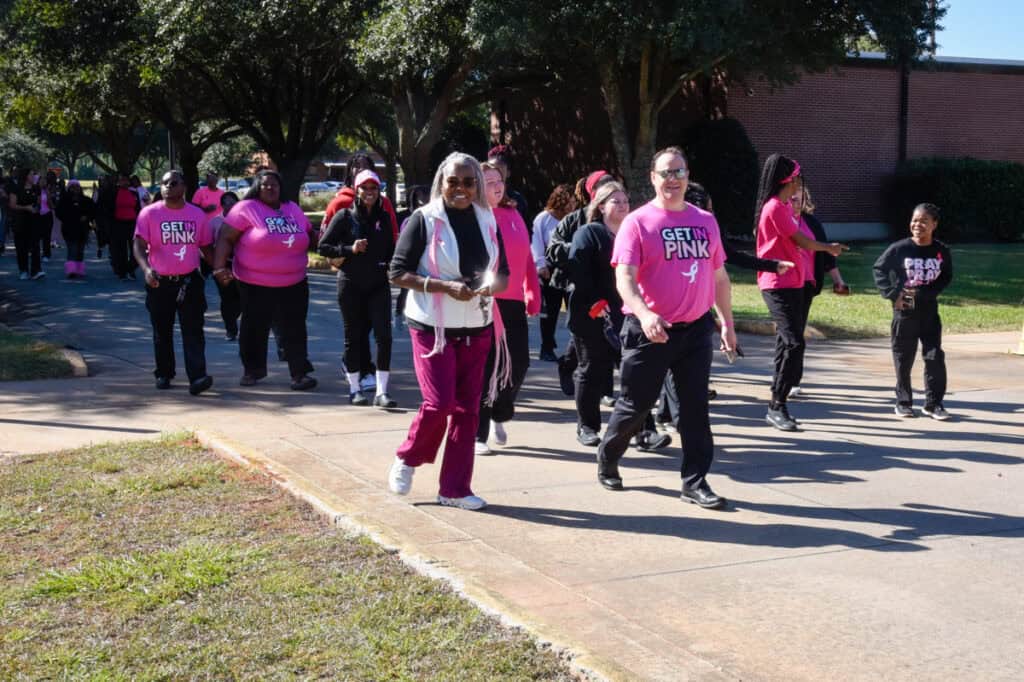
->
[[633, 430, 671, 451], [894, 403, 915, 418], [601, 394, 617, 407], [766, 404, 798, 431], [921, 404, 950, 421], [577, 426, 601, 447], [155, 377, 171, 390], [539, 349, 557, 362], [188, 375, 214, 396], [290, 375, 317, 391]]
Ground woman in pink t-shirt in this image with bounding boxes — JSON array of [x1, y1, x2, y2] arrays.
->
[[754, 154, 847, 431], [213, 169, 317, 391], [474, 162, 541, 454]]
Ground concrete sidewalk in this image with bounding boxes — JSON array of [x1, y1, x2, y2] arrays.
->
[[2, 254, 1023, 680]]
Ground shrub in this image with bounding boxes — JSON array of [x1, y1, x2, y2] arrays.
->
[[683, 117, 759, 239], [885, 157, 1024, 242]]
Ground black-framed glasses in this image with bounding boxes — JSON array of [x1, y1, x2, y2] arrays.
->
[[655, 168, 688, 180], [445, 176, 476, 188]]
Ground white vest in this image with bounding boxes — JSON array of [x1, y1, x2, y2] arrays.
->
[[403, 198, 500, 331]]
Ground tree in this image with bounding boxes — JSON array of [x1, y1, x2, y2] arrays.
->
[[520, 0, 945, 195], [0, 128, 52, 172], [149, 0, 365, 201], [39, 127, 95, 177], [201, 133, 259, 182], [357, 0, 546, 186]]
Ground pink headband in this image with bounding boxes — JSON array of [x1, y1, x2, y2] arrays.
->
[[779, 161, 801, 185]]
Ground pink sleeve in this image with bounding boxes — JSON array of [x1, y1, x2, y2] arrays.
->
[[197, 212, 214, 247], [769, 200, 797, 238], [610, 217, 642, 267], [224, 201, 251, 232], [523, 241, 542, 315], [133, 207, 151, 241]]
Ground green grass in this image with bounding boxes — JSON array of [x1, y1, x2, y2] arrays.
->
[[0, 436, 576, 680], [0, 328, 74, 381], [728, 242, 1024, 338]]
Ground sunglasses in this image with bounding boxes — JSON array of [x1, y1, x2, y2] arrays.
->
[[445, 176, 477, 188], [655, 168, 688, 180]]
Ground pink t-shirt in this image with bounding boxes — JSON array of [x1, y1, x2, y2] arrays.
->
[[796, 215, 815, 285], [756, 197, 803, 290], [134, 201, 212, 275], [193, 187, 226, 218], [610, 201, 726, 325], [493, 206, 541, 314], [224, 199, 311, 287]]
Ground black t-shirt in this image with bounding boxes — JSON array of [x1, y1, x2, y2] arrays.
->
[[873, 237, 953, 308]]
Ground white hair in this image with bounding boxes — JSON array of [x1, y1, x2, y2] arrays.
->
[[430, 152, 489, 211]]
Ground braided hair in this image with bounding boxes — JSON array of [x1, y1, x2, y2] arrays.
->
[[752, 153, 798, 235]]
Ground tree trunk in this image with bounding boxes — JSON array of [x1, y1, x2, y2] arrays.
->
[[598, 59, 650, 200], [271, 155, 311, 204]]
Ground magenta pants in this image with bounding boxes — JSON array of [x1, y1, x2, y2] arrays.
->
[[396, 326, 493, 498]]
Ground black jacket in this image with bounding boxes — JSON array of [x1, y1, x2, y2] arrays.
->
[[56, 193, 95, 242], [802, 212, 837, 297], [319, 202, 395, 286], [566, 221, 622, 337], [545, 206, 588, 290]]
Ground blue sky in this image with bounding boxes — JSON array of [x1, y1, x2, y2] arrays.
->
[[935, 0, 1024, 60]]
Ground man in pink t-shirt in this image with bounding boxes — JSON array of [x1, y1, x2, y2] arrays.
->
[[192, 172, 226, 219], [596, 146, 737, 510], [133, 170, 214, 396]]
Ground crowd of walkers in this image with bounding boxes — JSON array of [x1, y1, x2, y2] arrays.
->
[[1, 146, 955, 512]]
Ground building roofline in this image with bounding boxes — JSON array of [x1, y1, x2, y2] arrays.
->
[[850, 51, 1024, 72]]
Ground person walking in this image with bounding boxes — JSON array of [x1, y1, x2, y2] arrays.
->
[[213, 169, 318, 391], [754, 155, 846, 431], [37, 171, 58, 262], [133, 170, 214, 395], [109, 173, 142, 281], [193, 172, 226, 220], [475, 161, 541, 454], [596, 147, 737, 510], [531, 183, 576, 361], [8, 169, 43, 280], [386, 152, 509, 511], [56, 179, 93, 278], [318, 169, 398, 408], [873, 203, 953, 420], [207, 191, 242, 340]]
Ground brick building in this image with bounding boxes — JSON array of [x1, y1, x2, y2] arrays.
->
[[493, 55, 1024, 239]]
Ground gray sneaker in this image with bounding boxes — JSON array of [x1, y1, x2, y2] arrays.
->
[[922, 404, 950, 421], [766, 404, 798, 431], [894, 404, 915, 418]]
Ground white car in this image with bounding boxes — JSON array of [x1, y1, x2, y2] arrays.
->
[[300, 182, 332, 197]]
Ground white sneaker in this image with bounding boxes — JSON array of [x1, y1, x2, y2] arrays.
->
[[491, 421, 507, 446], [387, 457, 415, 495], [437, 494, 487, 511], [32, 271, 46, 280], [788, 386, 803, 398], [474, 441, 492, 456], [19, 272, 29, 281]]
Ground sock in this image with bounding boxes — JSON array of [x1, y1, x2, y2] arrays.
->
[[376, 370, 389, 395], [346, 372, 361, 394]]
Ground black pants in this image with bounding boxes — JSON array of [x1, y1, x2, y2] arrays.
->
[[338, 277, 392, 374], [573, 329, 616, 432], [761, 287, 807, 405], [656, 370, 679, 424], [37, 213, 53, 259], [64, 239, 86, 262], [109, 219, 137, 277], [238, 279, 313, 379], [478, 299, 530, 440], [540, 284, 568, 353], [795, 282, 818, 387], [145, 272, 207, 382], [598, 314, 715, 489], [13, 220, 40, 275], [94, 217, 110, 250], [215, 273, 242, 337], [891, 306, 946, 407]]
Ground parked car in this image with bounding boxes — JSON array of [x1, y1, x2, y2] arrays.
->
[[300, 182, 332, 197]]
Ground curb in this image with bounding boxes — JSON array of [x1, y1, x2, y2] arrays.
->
[[193, 429, 607, 682], [60, 348, 89, 377]]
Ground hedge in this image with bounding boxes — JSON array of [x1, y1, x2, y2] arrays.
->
[[683, 117, 759, 239], [885, 157, 1024, 242]]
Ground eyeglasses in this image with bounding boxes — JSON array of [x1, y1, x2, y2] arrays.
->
[[655, 168, 688, 180], [445, 176, 476, 188]]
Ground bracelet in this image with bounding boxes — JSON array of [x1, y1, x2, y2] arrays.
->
[[423, 276, 430, 293], [213, 268, 228, 275]]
